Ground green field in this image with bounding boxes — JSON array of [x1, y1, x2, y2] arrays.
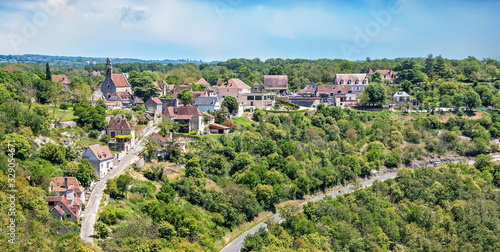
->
[[232, 116, 253, 127], [20, 102, 76, 122]]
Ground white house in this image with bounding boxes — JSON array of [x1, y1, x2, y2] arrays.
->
[[81, 144, 114, 179], [393, 91, 410, 102]]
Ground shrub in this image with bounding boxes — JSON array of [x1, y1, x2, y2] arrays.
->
[[59, 103, 69, 110], [100, 134, 111, 143], [88, 130, 100, 138]]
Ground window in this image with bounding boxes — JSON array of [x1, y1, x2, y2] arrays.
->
[[247, 96, 255, 100], [57, 183, 60, 186], [355, 80, 359, 84], [348, 80, 352, 84], [340, 80, 344, 84], [363, 80, 367, 84], [330, 93, 334, 96], [255, 96, 262, 100]]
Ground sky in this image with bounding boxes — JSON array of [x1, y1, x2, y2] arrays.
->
[[0, 0, 499, 62]]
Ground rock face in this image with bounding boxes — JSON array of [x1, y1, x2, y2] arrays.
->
[[58, 121, 77, 128], [60, 132, 75, 147], [34, 136, 56, 148]]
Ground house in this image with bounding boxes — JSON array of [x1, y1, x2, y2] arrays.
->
[[316, 85, 357, 106], [194, 96, 220, 112], [368, 69, 400, 84], [253, 82, 264, 93], [145, 97, 163, 118], [108, 91, 134, 108], [173, 85, 192, 96], [82, 144, 114, 179], [52, 75, 71, 91], [160, 98, 179, 111], [205, 85, 218, 97], [163, 106, 207, 133], [264, 75, 288, 93], [47, 177, 85, 222], [192, 91, 208, 102], [92, 71, 101, 76], [154, 79, 168, 96], [296, 81, 317, 97], [195, 78, 210, 86], [106, 118, 135, 151], [393, 91, 411, 102], [99, 58, 132, 99], [240, 93, 276, 110], [335, 74, 369, 93], [151, 132, 171, 146], [209, 123, 230, 134], [218, 78, 252, 105], [105, 100, 122, 110]]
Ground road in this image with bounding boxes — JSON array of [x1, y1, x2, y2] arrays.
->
[[80, 126, 158, 244], [220, 172, 398, 252]]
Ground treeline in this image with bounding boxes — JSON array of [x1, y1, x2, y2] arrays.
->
[[242, 162, 500, 251]]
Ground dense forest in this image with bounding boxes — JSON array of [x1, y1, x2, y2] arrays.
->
[[0, 55, 499, 251], [242, 163, 500, 251]]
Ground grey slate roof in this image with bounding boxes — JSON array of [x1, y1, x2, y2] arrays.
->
[[193, 96, 218, 106]]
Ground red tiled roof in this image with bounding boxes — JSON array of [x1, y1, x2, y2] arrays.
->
[[110, 91, 133, 101], [46, 196, 63, 202], [52, 205, 65, 216], [112, 74, 130, 87], [192, 91, 207, 101], [220, 78, 251, 89], [173, 85, 192, 94], [88, 144, 113, 161], [316, 85, 335, 93], [151, 132, 171, 142], [52, 177, 84, 194], [196, 78, 210, 86], [144, 113, 153, 121], [151, 97, 162, 105], [210, 123, 229, 130], [164, 107, 176, 117], [264, 75, 288, 89], [174, 115, 192, 120], [107, 118, 133, 131], [52, 75, 70, 84]]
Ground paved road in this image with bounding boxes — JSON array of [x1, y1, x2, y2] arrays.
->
[[80, 126, 158, 244], [220, 172, 398, 252]]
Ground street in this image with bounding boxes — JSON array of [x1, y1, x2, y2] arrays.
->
[[80, 126, 158, 244]]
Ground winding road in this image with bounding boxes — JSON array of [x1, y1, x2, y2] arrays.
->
[[80, 126, 158, 244]]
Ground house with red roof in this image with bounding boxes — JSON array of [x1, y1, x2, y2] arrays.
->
[[195, 78, 210, 86], [106, 117, 135, 151], [317, 85, 358, 106], [82, 144, 114, 179], [52, 74, 71, 90], [335, 73, 369, 93], [163, 106, 208, 133], [368, 69, 400, 84], [145, 97, 163, 118], [46, 177, 85, 222]]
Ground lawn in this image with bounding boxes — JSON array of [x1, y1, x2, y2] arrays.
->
[[232, 117, 253, 127], [20, 102, 76, 122]]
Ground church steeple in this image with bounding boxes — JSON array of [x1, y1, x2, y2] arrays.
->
[[105, 58, 113, 78]]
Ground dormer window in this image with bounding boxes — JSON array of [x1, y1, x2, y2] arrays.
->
[[355, 80, 359, 84], [340, 80, 344, 84], [363, 80, 367, 84], [348, 80, 352, 84], [57, 183, 60, 186]]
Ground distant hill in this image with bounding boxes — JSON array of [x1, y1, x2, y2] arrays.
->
[[0, 54, 217, 66]]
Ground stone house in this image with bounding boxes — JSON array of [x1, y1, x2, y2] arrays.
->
[[163, 106, 207, 133], [217, 78, 252, 105], [145, 97, 163, 118], [193, 96, 220, 112], [99, 58, 132, 99], [335, 74, 369, 93], [81, 144, 114, 179], [52, 75, 71, 91], [264, 75, 288, 93], [46, 177, 84, 222]]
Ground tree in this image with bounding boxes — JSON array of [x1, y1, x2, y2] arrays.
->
[[222, 96, 239, 114], [75, 160, 96, 187], [401, 80, 412, 93], [435, 55, 446, 78], [128, 71, 159, 101], [371, 71, 382, 83], [463, 91, 481, 110], [157, 182, 176, 203], [425, 54, 435, 78], [253, 108, 266, 122], [269, 66, 284, 75], [116, 175, 132, 198], [45, 62, 52, 81], [364, 83, 388, 104], [185, 157, 204, 178], [73, 103, 107, 130], [177, 89, 193, 106], [95, 222, 109, 239], [39, 143, 66, 164], [1, 133, 31, 159]]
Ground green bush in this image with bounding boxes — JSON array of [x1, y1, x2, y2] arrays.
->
[[89, 130, 99, 138], [59, 103, 69, 110]]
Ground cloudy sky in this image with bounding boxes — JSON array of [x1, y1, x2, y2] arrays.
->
[[0, 0, 499, 61]]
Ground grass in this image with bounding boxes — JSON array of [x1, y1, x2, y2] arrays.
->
[[20, 102, 76, 122], [265, 109, 308, 114], [76, 137, 102, 149], [232, 117, 253, 127]]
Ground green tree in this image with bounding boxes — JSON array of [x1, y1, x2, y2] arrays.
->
[[269, 66, 284, 75], [157, 182, 176, 203], [1, 133, 31, 159], [177, 89, 194, 106], [116, 175, 132, 198], [95, 222, 109, 239], [39, 143, 66, 164], [45, 62, 52, 81], [253, 108, 266, 122], [371, 71, 383, 83], [66, 159, 96, 187], [463, 91, 481, 110], [401, 80, 412, 93], [364, 83, 388, 104], [185, 157, 204, 178], [222, 96, 239, 114]]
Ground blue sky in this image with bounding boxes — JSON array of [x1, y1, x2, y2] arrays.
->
[[0, 0, 499, 61]]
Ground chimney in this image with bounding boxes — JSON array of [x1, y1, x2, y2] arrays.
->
[[66, 189, 74, 205], [64, 177, 68, 188]]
